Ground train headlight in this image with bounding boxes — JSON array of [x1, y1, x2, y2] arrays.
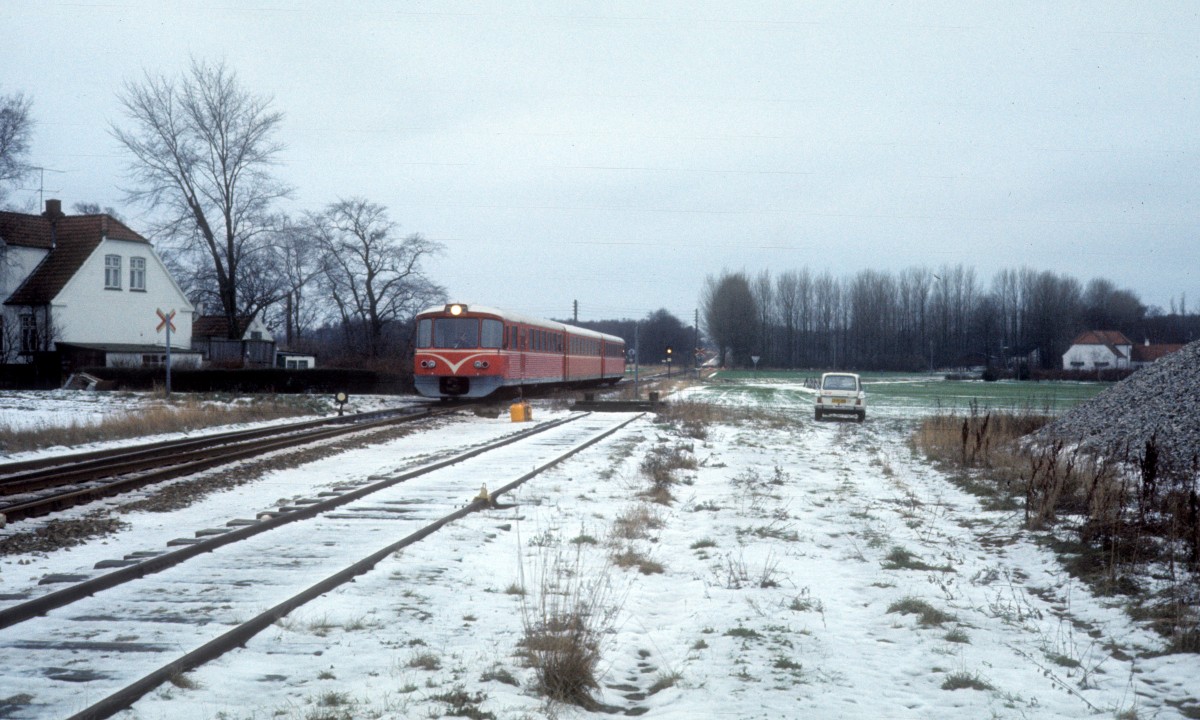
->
[[448, 303, 465, 316], [473, 360, 490, 369], [421, 360, 435, 369]]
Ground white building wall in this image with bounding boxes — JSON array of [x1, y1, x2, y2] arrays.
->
[[1062, 344, 1131, 370], [53, 238, 194, 349], [0, 246, 49, 296], [0, 246, 51, 360]]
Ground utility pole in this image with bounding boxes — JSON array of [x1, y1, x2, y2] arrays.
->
[[573, 300, 578, 323], [633, 321, 640, 398], [694, 308, 700, 376]]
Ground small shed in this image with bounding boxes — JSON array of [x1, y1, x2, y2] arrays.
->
[[191, 314, 276, 367]]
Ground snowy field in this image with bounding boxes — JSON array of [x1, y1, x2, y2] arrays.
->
[[1, 382, 1196, 719]]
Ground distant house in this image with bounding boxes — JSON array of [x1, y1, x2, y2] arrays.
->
[[1130, 339, 1184, 368], [1062, 330, 1133, 371], [0, 200, 200, 371], [275, 350, 316, 370], [191, 313, 276, 367]]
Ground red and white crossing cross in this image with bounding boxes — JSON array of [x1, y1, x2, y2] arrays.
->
[[155, 308, 177, 333]]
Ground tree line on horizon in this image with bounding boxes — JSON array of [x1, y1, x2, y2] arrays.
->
[[701, 265, 1197, 372], [7, 72, 1198, 376]]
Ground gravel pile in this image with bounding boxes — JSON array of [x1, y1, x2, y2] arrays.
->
[[1037, 339, 1200, 473]]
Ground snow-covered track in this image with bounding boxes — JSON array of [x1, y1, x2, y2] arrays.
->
[[0, 411, 642, 720], [0, 407, 437, 523]]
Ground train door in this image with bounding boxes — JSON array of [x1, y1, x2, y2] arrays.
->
[[519, 326, 527, 379], [560, 332, 567, 382]]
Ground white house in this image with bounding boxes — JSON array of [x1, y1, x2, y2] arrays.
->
[[0, 200, 200, 370], [1062, 330, 1133, 371]]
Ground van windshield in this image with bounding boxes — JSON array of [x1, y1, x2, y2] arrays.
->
[[823, 375, 858, 391]]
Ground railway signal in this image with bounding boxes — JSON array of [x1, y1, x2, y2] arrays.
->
[[155, 308, 177, 395]]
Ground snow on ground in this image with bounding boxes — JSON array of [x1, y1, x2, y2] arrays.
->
[[1, 384, 1197, 719]]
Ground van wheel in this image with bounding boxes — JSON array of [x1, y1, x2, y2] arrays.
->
[[857, 412, 865, 423], [814, 409, 822, 421]]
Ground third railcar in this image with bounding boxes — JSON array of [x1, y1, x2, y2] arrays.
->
[[413, 303, 626, 399]]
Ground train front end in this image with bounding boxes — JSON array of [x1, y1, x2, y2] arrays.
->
[[413, 304, 508, 398]]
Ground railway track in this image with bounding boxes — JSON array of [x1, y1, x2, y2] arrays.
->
[[0, 410, 642, 720], [0, 406, 437, 524]]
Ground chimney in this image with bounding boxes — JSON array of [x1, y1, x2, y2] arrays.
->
[[43, 198, 64, 221]]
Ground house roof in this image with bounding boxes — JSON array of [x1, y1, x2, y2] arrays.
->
[[56, 342, 202, 356], [193, 315, 256, 339], [1131, 343, 1184, 363], [1070, 330, 1133, 347], [0, 210, 151, 306]]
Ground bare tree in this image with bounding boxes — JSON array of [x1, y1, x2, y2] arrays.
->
[[701, 271, 757, 367], [775, 271, 800, 368], [71, 202, 124, 220], [112, 59, 290, 338], [309, 198, 444, 357], [0, 90, 34, 207], [271, 219, 324, 347]]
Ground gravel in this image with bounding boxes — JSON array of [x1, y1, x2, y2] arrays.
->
[[1037, 338, 1200, 473]]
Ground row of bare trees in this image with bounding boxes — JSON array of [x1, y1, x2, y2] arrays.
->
[[703, 265, 1170, 372], [110, 59, 443, 361]]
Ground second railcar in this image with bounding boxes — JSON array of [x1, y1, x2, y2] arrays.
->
[[413, 303, 626, 399]]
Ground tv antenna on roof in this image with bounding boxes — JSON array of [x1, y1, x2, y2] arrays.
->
[[23, 166, 64, 208]]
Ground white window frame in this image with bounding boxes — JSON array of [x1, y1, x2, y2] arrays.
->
[[130, 256, 146, 291], [105, 254, 121, 289], [20, 313, 37, 354]]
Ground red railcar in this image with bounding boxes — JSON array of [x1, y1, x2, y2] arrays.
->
[[413, 303, 626, 399]]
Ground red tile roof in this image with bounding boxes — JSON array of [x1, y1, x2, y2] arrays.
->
[[1131, 343, 1184, 363], [1, 210, 150, 306], [1069, 330, 1133, 348]]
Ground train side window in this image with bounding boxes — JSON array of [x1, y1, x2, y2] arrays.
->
[[417, 319, 432, 348], [481, 319, 503, 348]]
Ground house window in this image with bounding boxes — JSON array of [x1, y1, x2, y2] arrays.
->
[[20, 314, 38, 354], [105, 255, 121, 289], [130, 257, 146, 291], [250, 331, 263, 341]]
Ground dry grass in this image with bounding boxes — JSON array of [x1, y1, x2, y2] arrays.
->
[[519, 550, 620, 708], [0, 394, 317, 454], [611, 505, 663, 540], [653, 399, 725, 439], [915, 409, 1200, 651]]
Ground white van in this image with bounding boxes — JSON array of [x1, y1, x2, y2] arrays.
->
[[814, 372, 866, 422]]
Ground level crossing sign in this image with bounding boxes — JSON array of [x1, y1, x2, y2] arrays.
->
[[155, 308, 177, 333]]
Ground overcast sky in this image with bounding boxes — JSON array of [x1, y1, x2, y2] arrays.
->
[[3, 1, 1197, 324]]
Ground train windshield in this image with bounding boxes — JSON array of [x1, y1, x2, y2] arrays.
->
[[417, 317, 505, 349]]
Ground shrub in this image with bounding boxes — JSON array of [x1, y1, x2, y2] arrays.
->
[[520, 551, 620, 708]]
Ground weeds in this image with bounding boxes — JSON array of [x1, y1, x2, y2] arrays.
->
[[519, 549, 620, 708], [887, 597, 955, 627], [639, 443, 697, 504], [941, 671, 993, 691], [882, 546, 954, 573], [612, 505, 663, 540], [611, 546, 665, 575], [654, 400, 720, 439], [0, 394, 314, 454], [721, 552, 783, 589], [430, 686, 495, 720], [916, 409, 1200, 650]]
